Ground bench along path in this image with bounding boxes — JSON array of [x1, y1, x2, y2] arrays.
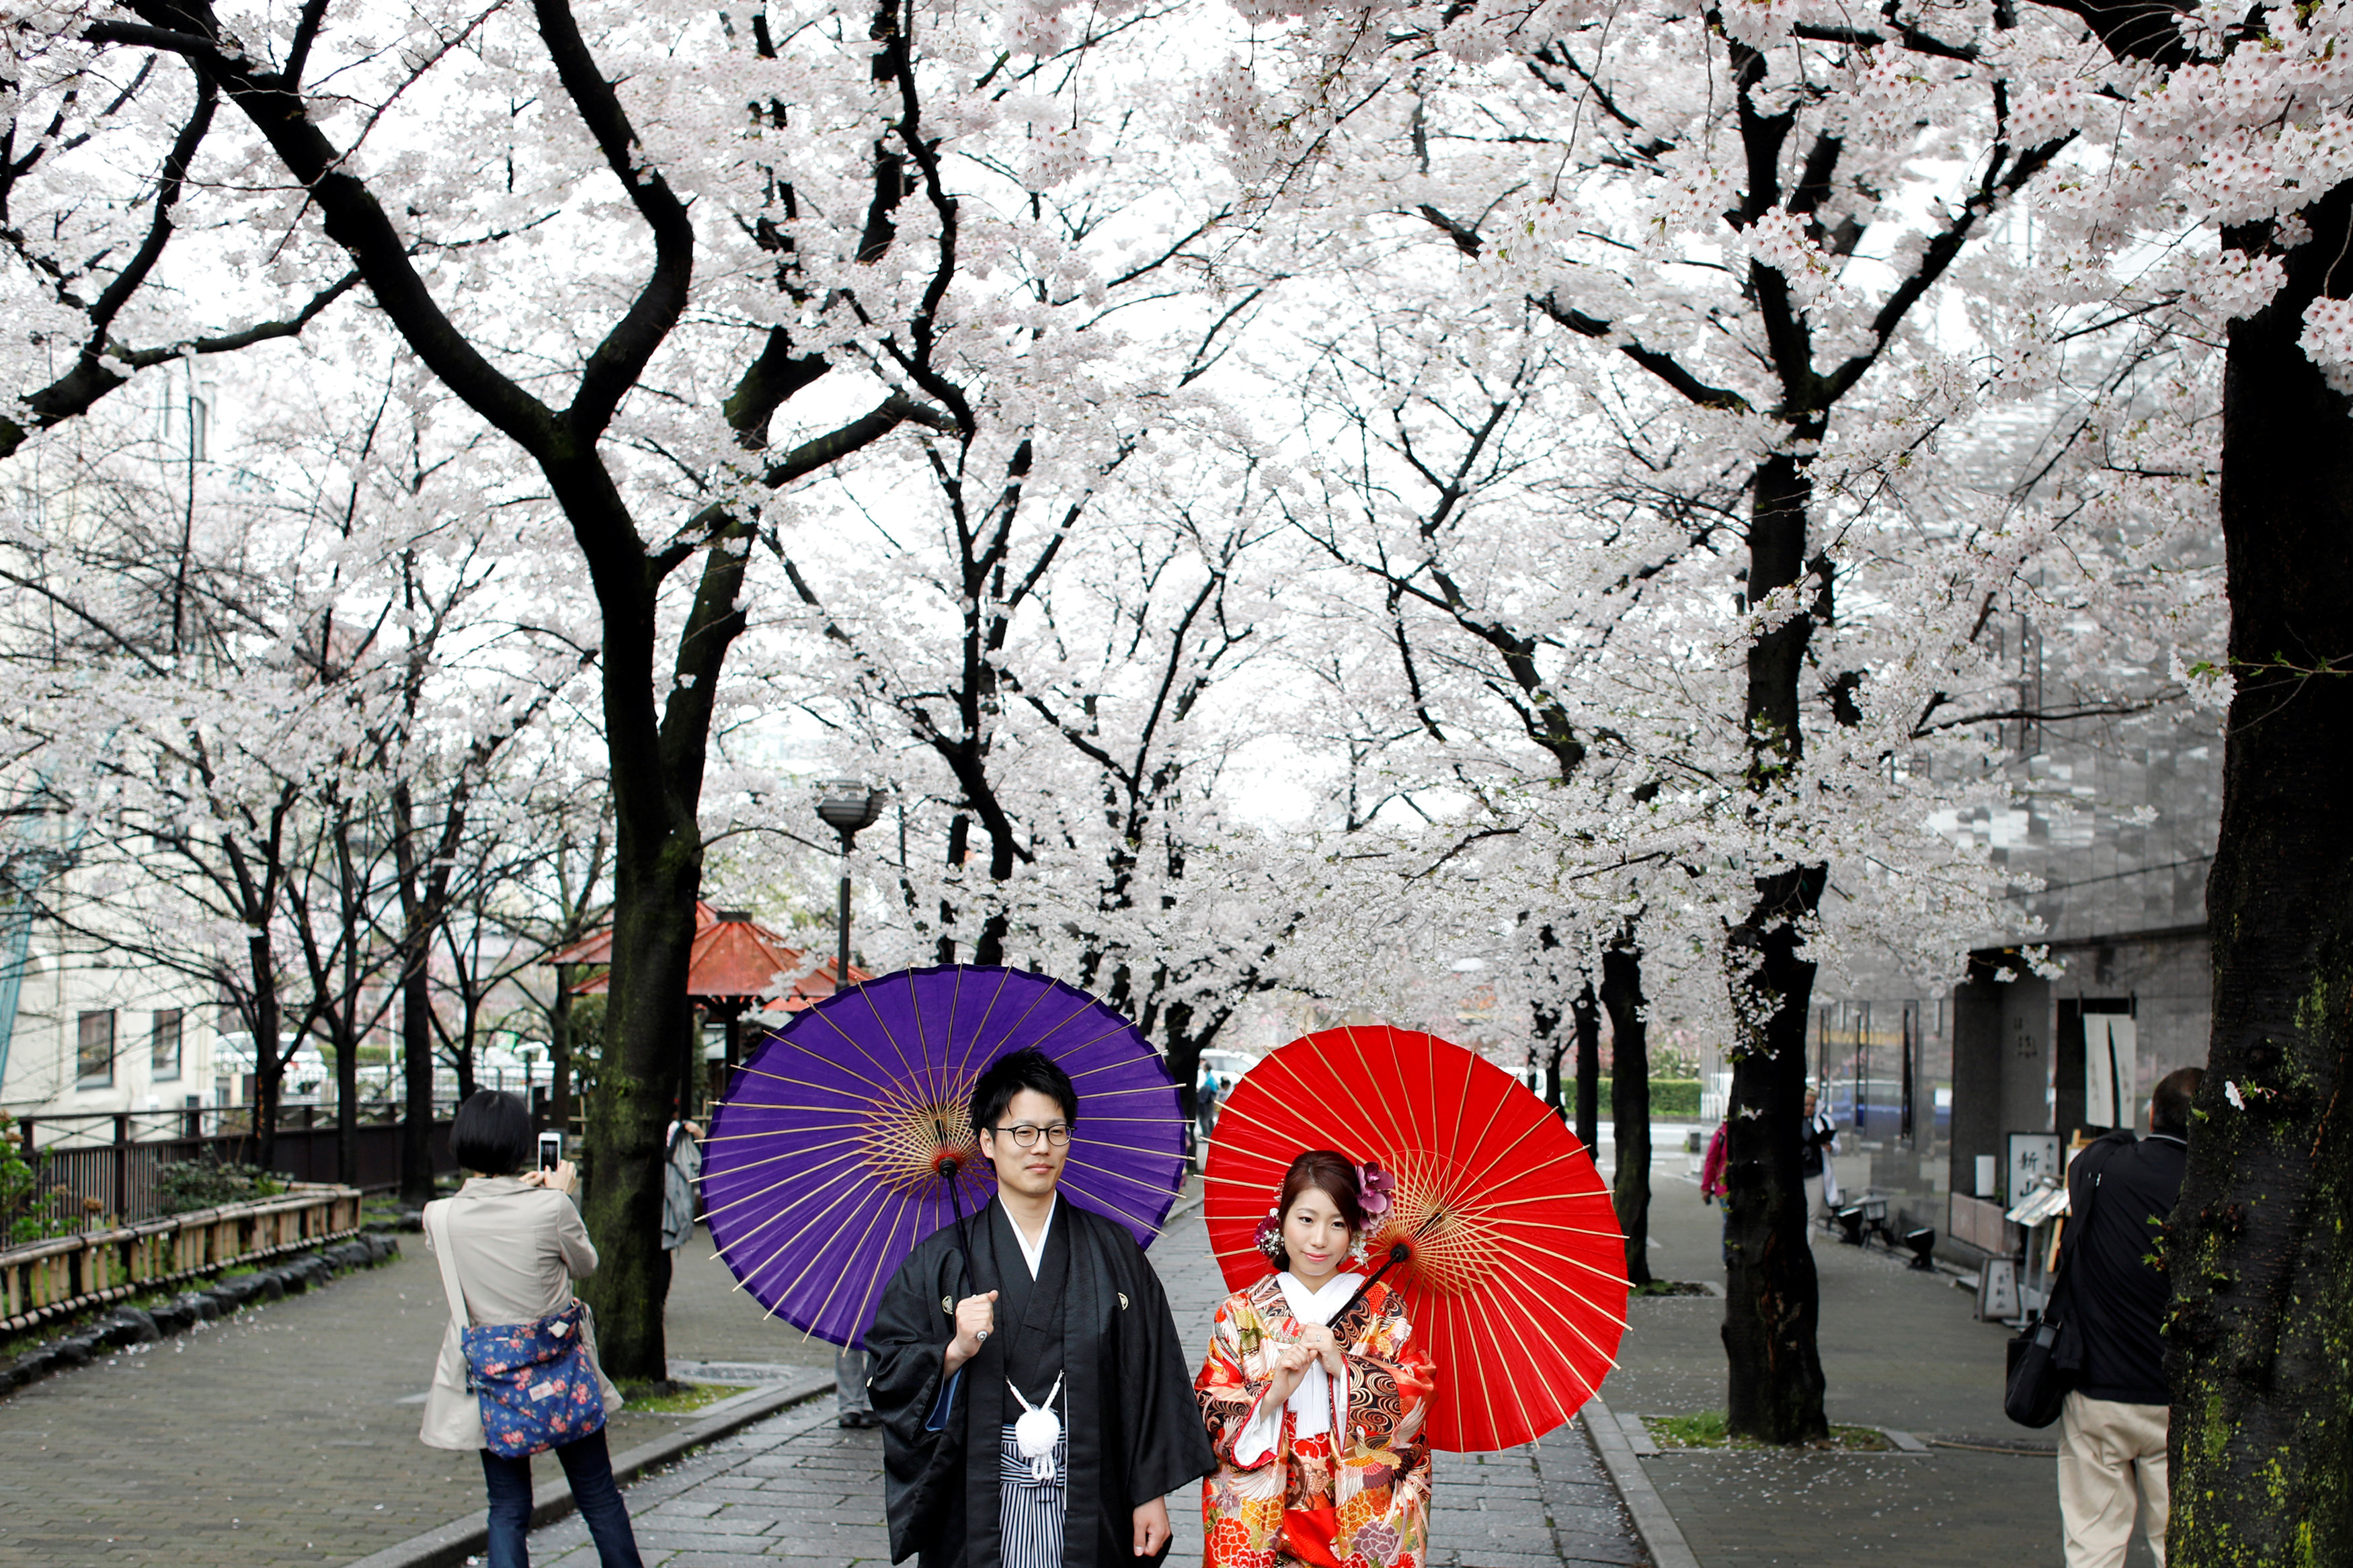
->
[[532, 1201, 1646, 1567]]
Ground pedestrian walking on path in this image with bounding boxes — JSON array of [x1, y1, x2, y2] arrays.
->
[[866, 1047, 1216, 1568], [661, 1119, 703, 1253], [422, 1089, 643, 1568], [1803, 1087, 1841, 1213], [1197, 1149, 1436, 1568], [2055, 1066, 2201, 1568]]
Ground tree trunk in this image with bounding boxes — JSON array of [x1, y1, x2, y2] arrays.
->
[[248, 932, 282, 1170], [2167, 178, 2353, 1566], [1160, 997, 1217, 1119], [1717, 421, 1834, 1443], [400, 955, 436, 1204], [1572, 980, 1601, 1160], [1601, 944, 1652, 1288], [335, 1024, 359, 1188], [574, 807, 700, 1382], [1721, 867, 1830, 1442], [550, 962, 575, 1137]]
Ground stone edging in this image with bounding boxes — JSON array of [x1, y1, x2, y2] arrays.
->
[[1579, 1395, 1704, 1568], [0, 1231, 397, 1397], [342, 1368, 835, 1568]]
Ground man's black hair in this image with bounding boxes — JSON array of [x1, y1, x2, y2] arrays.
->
[[2151, 1065, 2204, 1135], [969, 1047, 1078, 1137], [451, 1089, 534, 1175]]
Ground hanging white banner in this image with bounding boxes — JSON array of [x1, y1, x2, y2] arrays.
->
[[2085, 1014, 2138, 1130]]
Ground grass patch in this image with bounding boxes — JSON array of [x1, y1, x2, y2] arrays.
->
[[1643, 1410, 1892, 1452], [1630, 1280, 1711, 1298], [619, 1380, 748, 1415]]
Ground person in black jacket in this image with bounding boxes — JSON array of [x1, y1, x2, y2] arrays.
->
[[2055, 1064, 2201, 1568]]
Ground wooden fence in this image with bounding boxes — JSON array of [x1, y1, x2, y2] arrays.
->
[[0, 1184, 362, 1334]]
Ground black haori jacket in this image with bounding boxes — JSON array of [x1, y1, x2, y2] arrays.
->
[[868, 1196, 1216, 1568]]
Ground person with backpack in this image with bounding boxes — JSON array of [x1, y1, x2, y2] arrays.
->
[[420, 1089, 641, 1568]]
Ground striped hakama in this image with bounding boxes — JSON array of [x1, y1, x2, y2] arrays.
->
[[998, 1421, 1068, 1568]]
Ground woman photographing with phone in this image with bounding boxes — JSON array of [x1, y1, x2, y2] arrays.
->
[[1196, 1149, 1436, 1568], [420, 1089, 641, 1568]]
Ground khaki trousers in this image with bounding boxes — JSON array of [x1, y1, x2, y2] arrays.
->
[[2058, 1391, 2169, 1567]]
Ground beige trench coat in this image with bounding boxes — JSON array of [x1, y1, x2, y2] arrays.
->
[[417, 1175, 625, 1451]]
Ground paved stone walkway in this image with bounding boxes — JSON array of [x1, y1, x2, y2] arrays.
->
[[1613, 1162, 2159, 1568], [533, 1201, 1646, 1568], [0, 1229, 826, 1568]]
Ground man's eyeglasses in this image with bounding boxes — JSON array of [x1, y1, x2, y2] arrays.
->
[[991, 1122, 1073, 1149]]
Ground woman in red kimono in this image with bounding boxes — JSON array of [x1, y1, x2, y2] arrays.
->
[[1195, 1149, 1436, 1568]]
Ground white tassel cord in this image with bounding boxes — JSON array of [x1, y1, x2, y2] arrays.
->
[[1008, 1375, 1064, 1481]]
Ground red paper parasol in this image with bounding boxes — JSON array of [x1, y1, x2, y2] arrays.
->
[[1203, 1025, 1628, 1452]]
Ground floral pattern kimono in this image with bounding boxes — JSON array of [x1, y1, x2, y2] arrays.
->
[[1195, 1273, 1435, 1568]]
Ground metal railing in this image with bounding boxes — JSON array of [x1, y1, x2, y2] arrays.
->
[[10, 1104, 458, 1229]]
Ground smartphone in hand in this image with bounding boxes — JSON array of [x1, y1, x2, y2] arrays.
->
[[537, 1131, 563, 1171]]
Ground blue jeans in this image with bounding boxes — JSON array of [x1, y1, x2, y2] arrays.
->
[[479, 1428, 643, 1568]]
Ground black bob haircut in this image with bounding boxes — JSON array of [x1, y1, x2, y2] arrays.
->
[[451, 1089, 534, 1176], [969, 1047, 1078, 1137]]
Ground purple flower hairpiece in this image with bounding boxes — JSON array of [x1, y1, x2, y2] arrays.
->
[[1253, 1204, 1285, 1263], [1355, 1159, 1395, 1219]]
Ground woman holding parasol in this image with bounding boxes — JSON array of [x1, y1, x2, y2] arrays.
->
[[1195, 1150, 1437, 1568]]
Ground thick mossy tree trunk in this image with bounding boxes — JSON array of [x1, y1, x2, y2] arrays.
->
[[575, 798, 705, 1380], [1572, 981, 1602, 1159], [2167, 178, 2353, 1567], [1601, 944, 1652, 1288], [573, 542, 750, 1382]]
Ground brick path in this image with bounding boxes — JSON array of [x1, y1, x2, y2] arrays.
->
[[533, 1201, 1646, 1567]]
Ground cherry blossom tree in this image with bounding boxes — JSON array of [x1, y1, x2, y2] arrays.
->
[[1211, 0, 2238, 1438], [3, 28, 360, 456], [38, 0, 1280, 1374], [1960, 0, 2353, 1549], [0, 347, 593, 1180]]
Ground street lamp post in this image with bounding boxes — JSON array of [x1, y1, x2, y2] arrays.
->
[[817, 781, 887, 996], [815, 778, 887, 1428]]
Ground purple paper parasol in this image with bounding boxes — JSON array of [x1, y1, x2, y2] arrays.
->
[[700, 964, 1189, 1349]]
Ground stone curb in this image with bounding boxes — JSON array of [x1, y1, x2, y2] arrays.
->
[[1579, 1395, 1702, 1568], [342, 1368, 834, 1568]]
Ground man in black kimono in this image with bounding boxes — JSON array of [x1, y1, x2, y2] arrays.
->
[[868, 1047, 1215, 1567]]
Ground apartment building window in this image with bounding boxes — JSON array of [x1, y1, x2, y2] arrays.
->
[[152, 1009, 184, 1081], [77, 1010, 116, 1087]]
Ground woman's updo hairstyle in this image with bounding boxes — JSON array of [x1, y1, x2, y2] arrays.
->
[[1255, 1149, 1365, 1267]]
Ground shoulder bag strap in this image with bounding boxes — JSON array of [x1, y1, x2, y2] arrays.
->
[[424, 1201, 471, 1336], [2048, 1151, 2108, 1314]]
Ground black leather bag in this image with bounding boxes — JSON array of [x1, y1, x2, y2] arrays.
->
[[2004, 1315, 2072, 1428]]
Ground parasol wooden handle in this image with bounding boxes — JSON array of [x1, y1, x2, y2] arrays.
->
[[1335, 1242, 1410, 1324], [936, 1127, 980, 1297]]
